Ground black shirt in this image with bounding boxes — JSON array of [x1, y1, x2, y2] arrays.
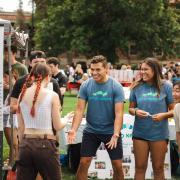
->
[[10, 74, 62, 105], [52, 72, 68, 88]]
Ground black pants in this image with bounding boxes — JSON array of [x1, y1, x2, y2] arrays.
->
[[17, 138, 61, 180]]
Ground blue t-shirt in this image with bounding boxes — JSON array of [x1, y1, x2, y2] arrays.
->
[[172, 77, 180, 84], [129, 81, 173, 141], [78, 77, 125, 134]]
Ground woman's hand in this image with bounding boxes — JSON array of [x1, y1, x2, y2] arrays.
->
[[136, 109, 149, 118], [152, 113, 165, 121]]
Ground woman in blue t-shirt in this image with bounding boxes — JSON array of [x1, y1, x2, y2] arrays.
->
[[129, 58, 174, 180]]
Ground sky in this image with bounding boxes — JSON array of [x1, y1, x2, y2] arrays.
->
[[0, 0, 32, 12]]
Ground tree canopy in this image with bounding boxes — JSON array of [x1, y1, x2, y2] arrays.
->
[[34, 0, 180, 63]]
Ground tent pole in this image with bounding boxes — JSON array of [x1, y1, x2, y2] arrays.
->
[[7, 34, 14, 168]]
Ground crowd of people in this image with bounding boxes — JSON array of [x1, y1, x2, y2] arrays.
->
[[2, 46, 180, 180]]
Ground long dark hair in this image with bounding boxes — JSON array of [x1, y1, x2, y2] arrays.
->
[[18, 63, 50, 117], [131, 57, 163, 95]]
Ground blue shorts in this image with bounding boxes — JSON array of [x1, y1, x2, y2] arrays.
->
[[80, 131, 123, 160]]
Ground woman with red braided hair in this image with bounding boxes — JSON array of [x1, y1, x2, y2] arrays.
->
[[16, 63, 66, 180]]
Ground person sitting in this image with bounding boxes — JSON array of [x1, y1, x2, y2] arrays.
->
[[73, 64, 84, 82]]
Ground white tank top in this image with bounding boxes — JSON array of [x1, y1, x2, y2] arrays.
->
[[20, 90, 55, 130]]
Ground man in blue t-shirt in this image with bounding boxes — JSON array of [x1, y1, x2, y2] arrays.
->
[[68, 55, 125, 180]]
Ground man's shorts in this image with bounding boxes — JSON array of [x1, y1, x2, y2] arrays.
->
[[3, 114, 18, 128], [80, 131, 123, 160]]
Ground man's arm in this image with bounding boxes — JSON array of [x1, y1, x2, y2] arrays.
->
[[114, 102, 124, 136], [60, 87, 66, 96], [59, 74, 68, 96], [10, 75, 26, 113], [106, 102, 124, 149], [51, 78, 63, 106], [68, 98, 86, 144]]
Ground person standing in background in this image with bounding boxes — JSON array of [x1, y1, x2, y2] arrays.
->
[[4, 45, 28, 80], [172, 81, 180, 175], [10, 51, 62, 113], [3, 45, 28, 164], [129, 58, 174, 180], [47, 57, 68, 106]]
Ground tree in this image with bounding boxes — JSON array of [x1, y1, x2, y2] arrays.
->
[[16, 0, 26, 30], [34, 0, 180, 63]]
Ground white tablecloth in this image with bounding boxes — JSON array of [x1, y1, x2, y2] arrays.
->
[[59, 115, 176, 150]]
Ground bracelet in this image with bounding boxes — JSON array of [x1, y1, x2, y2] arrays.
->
[[113, 134, 119, 139], [134, 108, 138, 116]]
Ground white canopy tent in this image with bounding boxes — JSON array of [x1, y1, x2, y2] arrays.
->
[[0, 19, 29, 178], [0, 18, 12, 179]]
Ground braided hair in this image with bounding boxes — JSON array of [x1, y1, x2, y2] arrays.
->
[[17, 72, 34, 113], [30, 74, 42, 117], [18, 63, 50, 117]]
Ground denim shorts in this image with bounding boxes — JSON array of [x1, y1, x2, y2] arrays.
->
[[81, 131, 123, 160], [132, 136, 169, 144], [3, 114, 18, 128]]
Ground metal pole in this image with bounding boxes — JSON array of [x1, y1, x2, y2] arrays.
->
[[25, 39, 29, 67], [0, 24, 5, 180], [7, 34, 14, 168]]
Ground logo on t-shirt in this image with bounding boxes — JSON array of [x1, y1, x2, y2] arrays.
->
[[89, 91, 111, 101], [140, 92, 158, 101], [93, 91, 107, 97], [142, 92, 157, 97]]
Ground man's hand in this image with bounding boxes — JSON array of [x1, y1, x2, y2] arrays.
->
[[106, 134, 119, 150], [68, 129, 77, 144]]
